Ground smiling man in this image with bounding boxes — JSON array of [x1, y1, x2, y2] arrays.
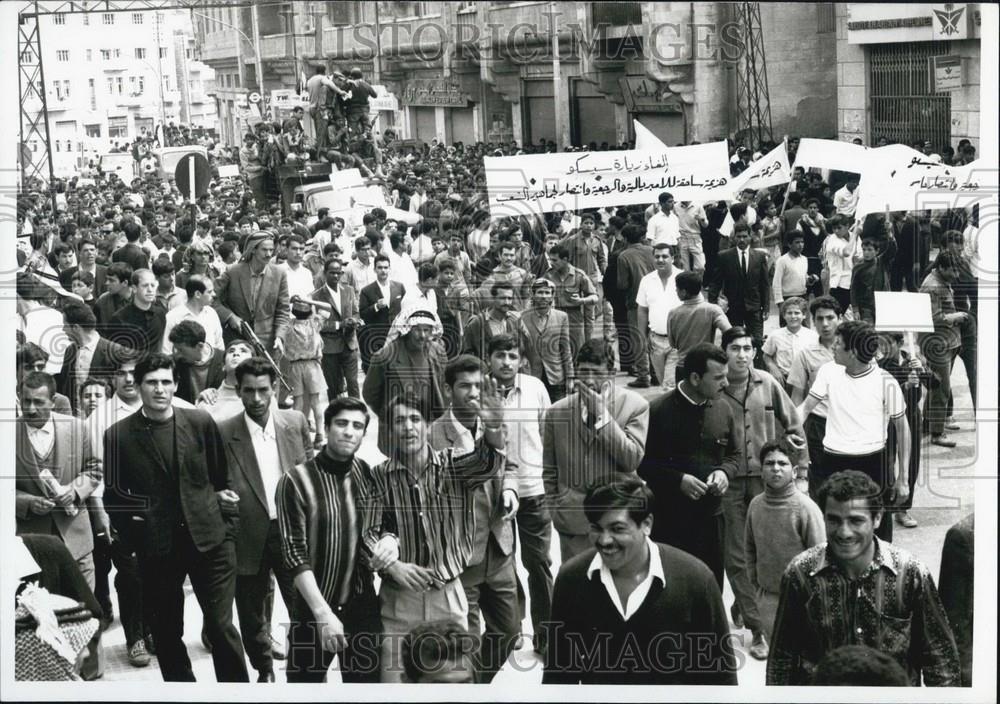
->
[[543, 478, 737, 685], [767, 471, 960, 686]]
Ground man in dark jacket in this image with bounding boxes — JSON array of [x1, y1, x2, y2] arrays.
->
[[543, 478, 737, 685], [103, 354, 248, 682]]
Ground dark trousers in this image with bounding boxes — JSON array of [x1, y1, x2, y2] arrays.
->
[[821, 448, 894, 543], [804, 414, 828, 500], [286, 587, 382, 683], [321, 349, 360, 400], [656, 509, 725, 591], [958, 316, 977, 410], [610, 298, 631, 370], [93, 535, 148, 647], [461, 537, 521, 684], [234, 520, 297, 676], [138, 528, 248, 682], [627, 307, 650, 382], [927, 347, 959, 435], [830, 287, 851, 313], [312, 110, 329, 152], [513, 495, 554, 652], [888, 409, 922, 512], [539, 368, 567, 404]]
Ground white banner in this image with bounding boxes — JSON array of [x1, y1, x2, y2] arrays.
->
[[854, 146, 998, 217], [729, 141, 792, 195], [874, 291, 934, 333], [794, 138, 868, 173], [217, 164, 240, 178], [485, 142, 732, 219], [634, 119, 669, 151], [330, 168, 365, 189]]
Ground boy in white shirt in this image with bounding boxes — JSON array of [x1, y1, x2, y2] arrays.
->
[[762, 297, 817, 389], [820, 215, 858, 313]]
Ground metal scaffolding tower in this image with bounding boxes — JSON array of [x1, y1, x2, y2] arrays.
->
[[17, 0, 250, 199], [733, 1, 774, 152]]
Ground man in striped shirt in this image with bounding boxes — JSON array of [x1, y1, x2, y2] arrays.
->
[[363, 386, 509, 683], [276, 397, 398, 683]]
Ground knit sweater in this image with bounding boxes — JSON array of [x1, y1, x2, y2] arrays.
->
[[745, 483, 825, 594]]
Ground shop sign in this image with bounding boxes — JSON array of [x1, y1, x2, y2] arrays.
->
[[934, 55, 963, 91], [618, 77, 683, 114], [370, 85, 399, 112], [931, 4, 970, 40], [400, 79, 470, 108]]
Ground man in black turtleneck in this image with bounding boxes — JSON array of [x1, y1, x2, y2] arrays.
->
[[103, 353, 248, 682]]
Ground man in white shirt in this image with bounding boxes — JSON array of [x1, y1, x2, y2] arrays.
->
[[647, 192, 680, 252], [832, 179, 859, 217], [216, 357, 312, 683], [161, 275, 224, 354], [822, 216, 858, 312], [387, 230, 418, 290], [17, 280, 71, 375], [487, 334, 553, 654], [279, 235, 315, 301], [409, 224, 437, 267], [797, 320, 909, 543], [635, 243, 682, 389], [401, 262, 439, 311], [344, 236, 377, 295]]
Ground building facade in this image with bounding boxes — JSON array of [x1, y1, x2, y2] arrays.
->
[[23, 9, 216, 177], [194, 1, 838, 149], [837, 2, 982, 151]]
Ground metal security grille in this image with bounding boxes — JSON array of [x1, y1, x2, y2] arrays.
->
[[869, 41, 951, 151]]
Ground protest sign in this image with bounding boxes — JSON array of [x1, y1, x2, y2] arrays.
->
[[874, 291, 934, 333], [217, 164, 240, 178], [729, 141, 792, 195], [634, 119, 669, 151], [794, 138, 869, 173], [484, 141, 731, 219], [330, 168, 365, 189]]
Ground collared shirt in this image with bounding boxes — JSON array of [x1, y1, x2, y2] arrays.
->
[[162, 303, 225, 354], [767, 538, 960, 686], [762, 325, 819, 379], [675, 203, 708, 237], [436, 409, 483, 454], [345, 258, 376, 294], [26, 418, 56, 458], [635, 270, 681, 335], [325, 285, 342, 317], [833, 185, 859, 216], [249, 267, 266, 309], [282, 262, 315, 301], [75, 335, 99, 383], [823, 235, 854, 289], [110, 302, 167, 354], [719, 368, 805, 475], [587, 538, 665, 621], [401, 286, 437, 312], [245, 412, 282, 519], [362, 439, 504, 583], [648, 210, 680, 247], [787, 341, 835, 418], [542, 265, 596, 316], [497, 373, 549, 498]]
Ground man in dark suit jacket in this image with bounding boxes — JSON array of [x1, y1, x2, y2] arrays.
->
[[57, 302, 128, 414], [357, 254, 405, 370], [214, 232, 290, 354], [103, 354, 249, 682], [218, 357, 312, 682], [708, 226, 770, 355], [543, 478, 737, 685], [111, 222, 150, 273], [312, 258, 361, 400], [60, 260, 108, 299]]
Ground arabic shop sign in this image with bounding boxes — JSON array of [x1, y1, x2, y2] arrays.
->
[[401, 79, 470, 108], [484, 141, 732, 219], [618, 77, 683, 114], [847, 3, 973, 43], [934, 55, 963, 91]]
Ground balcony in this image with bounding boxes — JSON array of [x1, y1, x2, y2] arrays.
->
[[258, 33, 316, 62], [197, 29, 240, 65]]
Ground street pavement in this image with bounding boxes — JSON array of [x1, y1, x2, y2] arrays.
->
[[97, 308, 980, 685]]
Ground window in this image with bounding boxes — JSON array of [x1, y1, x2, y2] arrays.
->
[[116, 76, 124, 95], [160, 47, 169, 59], [83, 13, 88, 25], [327, 1, 358, 27], [67, 141, 73, 152], [186, 49, 192, 59], [86, 49, 92, 61], [55, 141, 60, 152], [129, 76, 145, 95], [54, 13, 65, 25], [132, 13, 143, 24], [88, 78, 96, 110], [817, 4, 835, 33], [56, 50, 69, 62], [113, 48, 121, 59], [163, 75, 171, 91], [85, 124, 101, 138], [234, 72, 241, 88], [107, 77, 114, 95], [103, 13, 114, 25], [62, 80, 71, 98], [135, 48, 147, 60]]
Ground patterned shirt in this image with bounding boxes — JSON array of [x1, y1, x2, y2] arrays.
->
[[767, 538, 960, 686], [277, 451, 378, 608], [361, 439, 505, 583]]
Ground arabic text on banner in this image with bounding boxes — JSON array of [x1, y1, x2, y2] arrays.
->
[[729, 141, 793, 194], [484, 142, 732, 219]]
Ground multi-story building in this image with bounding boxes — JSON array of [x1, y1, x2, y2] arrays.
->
[[23, 9, 217, 177], [836, 3, 982, 151], [194, 1, 840, 148]]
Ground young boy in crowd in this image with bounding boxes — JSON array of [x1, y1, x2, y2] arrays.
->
[[745, 440, 825, 640], [284, 298, 326, 448], [850, 234, 897, 325], [762, 297, 818, 390], [71, 270, 98, 311], [820, 215, 858, 314], [666, 270, 731, 388]]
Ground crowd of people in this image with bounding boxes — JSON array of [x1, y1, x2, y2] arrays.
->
[[13, 119, 979, 688]]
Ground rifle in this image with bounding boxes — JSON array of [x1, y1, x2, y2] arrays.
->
[[239, 320, 291, 393]]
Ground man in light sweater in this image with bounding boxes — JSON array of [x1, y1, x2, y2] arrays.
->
[[771, 231, 809, 313], [745, 440, 824, 641]]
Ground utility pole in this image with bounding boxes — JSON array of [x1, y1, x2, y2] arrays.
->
[[155, 11, 168, 143], [251, 1, 264, 95]]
